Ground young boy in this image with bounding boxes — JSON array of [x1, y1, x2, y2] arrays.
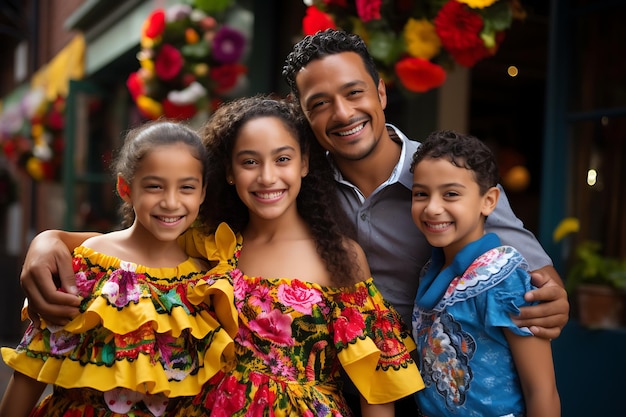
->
[[409, 130, 560, 417]]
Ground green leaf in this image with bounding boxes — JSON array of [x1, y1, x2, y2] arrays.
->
[[193, 0, 233, 14], [480, 1, 513, 32]]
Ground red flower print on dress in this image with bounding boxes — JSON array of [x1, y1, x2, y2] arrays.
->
[[334, 306, 366, 344]]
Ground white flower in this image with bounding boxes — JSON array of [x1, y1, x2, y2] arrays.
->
[[167, 82, 207, 105], [166, 4, 192, 22], [102, 281, 120, 304]]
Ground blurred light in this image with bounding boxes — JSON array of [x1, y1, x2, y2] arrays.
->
[[503, 165, 530, 192], [587, 169, 597, 186], [507, 66, 519, 77], [601, 116, 609, 126]]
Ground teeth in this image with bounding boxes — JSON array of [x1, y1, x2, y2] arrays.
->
[[256, 191, 283, 199], [336, 123, 364, 136], [426, 222, 451, 230], [159, 216, 182, 223]]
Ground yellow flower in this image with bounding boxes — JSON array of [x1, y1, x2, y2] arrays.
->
[[403, 18, 441, 60], [194, 63, 209, 77], [457, 0, 498, 9], [31, 123, 43, 139], [553, 217, 580, 243], [137, 95, 163, 119], [26, 157, 44, 181]]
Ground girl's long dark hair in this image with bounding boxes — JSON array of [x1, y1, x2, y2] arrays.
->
[[200, 96, 359, 287]]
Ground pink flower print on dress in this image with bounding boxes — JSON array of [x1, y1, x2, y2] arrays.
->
[[248, 309, 294, 346], [49, 330, 80, 355], [102, 261, 142, 307], [277, 280, 322, 315]]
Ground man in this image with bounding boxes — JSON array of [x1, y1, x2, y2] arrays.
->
[[281, 29, 568, 415], [20, 29, 568, 416]]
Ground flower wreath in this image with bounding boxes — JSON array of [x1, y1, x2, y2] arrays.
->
[[302, 0, 525, 93], [127, 0, 249, 120]]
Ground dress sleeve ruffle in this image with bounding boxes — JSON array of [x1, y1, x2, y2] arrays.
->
[[177, 222, 238, 275], [333, 278, 424, 404]]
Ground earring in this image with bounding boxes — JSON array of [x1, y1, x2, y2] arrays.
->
[[228, 179, 234, 185]]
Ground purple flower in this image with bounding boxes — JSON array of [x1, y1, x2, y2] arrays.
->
[[212, 26, 245, 64]]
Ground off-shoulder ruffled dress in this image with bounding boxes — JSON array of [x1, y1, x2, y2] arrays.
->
[[173, 223, 425, 416], [1, 234, 237, 417]]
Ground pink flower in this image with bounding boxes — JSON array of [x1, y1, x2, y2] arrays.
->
[[154, 44, 183, 81], [356, 0, 382, 23], [248, 309, 294, 346], [211, 375, 247, 416], [277, 281, 322, 315]]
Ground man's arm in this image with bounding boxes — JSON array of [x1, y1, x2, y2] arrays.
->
[[486, 187, 569, 340], [20, 230, 100, 326], [514, 265, 570, 340]]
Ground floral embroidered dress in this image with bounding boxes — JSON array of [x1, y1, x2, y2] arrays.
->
[[411, 233, 537, 417], [1, 235, 237, 417], [173, 223, 424, 416]]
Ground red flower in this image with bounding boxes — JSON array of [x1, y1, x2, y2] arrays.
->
[[126, 72, 144, 100], [333, 306, 365, 344], [162, 99, 198, 120], [210, 64, 247, 94], [448, 30, 505, 67], [395, 57, 446, 92], [143, 9, 166, 39], [302, 6, 336, 36], [324, 0, 348, 6], [434, 1, 484, 56], [155, 44, 184, 81], [356, 0, 382, 23]]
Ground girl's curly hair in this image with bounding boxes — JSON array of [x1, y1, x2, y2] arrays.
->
[[200, 95, 359, 287]]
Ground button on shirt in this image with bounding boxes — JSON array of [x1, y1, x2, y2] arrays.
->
[[331, 124, 552, 328]]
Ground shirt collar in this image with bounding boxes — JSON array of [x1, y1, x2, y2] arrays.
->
[[329, 123, 411, 189]]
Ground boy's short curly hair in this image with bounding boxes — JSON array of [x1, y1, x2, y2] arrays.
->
[[410, 130, 500, 194]]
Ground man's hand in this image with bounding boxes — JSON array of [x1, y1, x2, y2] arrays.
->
[[19, 230, 94, 326], [514, 265, 570, 340]]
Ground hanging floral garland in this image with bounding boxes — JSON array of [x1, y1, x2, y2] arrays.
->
[[302, 0, 526, 93], [0, 88, 65, 181], [127, 0, 250, 120]]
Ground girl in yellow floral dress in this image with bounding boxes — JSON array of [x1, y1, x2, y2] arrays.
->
[[0, 120, 237, 417], [174, 96, 424, 416]]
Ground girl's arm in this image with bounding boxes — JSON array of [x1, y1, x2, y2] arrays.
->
[[504, 329, 561, 417], [0, 371, 47, 417], [359, 396, 394, 417]]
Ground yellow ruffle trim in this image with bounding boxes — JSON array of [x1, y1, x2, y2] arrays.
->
[[2, 328, 233, 397]]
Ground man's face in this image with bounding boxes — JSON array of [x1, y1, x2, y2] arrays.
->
[[294, 52, 388, 163]]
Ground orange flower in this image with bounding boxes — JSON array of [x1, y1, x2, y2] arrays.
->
[[395, 57, 446, 93]]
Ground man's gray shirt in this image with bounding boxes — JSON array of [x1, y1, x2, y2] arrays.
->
[[332, 124, 552, 327]]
